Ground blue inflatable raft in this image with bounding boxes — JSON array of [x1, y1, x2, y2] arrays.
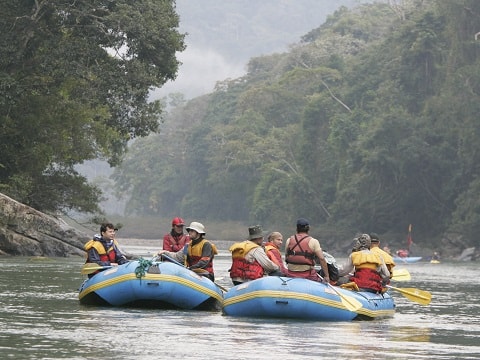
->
[[78, 260, 223, 310], [223, 276, 395, 321]]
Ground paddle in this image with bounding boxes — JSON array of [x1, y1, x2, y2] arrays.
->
[[81, 263, 112, 275], [160, 253, 185, 267], [160, 253, 228, 292], [317, 275, 362, 312], [386, 285, 431, 305], [190, 268, 229, 292], [391, 268, 411, 282]]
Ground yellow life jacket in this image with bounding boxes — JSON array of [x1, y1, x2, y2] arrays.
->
[[351, 250, 382, 270], [229, 241, 259, 259], [370, 247, 395, 267]]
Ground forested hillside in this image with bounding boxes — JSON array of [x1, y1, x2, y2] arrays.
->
[[0, 1, 185, 214], [113, 1, 480, 254]]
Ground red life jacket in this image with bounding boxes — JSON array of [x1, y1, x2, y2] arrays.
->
[[164, 233, 190, 252], [349, 251, 383, 293], [229, 241, 265, 281], [285, 234, 315, 266]]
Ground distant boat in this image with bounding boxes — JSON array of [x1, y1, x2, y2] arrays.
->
[[430, 259, 440, 264], [393, 224, 422, 263]]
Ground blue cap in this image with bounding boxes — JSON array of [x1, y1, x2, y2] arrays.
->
[[296, 218, 309, 226]]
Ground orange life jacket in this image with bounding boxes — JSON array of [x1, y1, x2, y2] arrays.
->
[[264, 242, 287, 273]]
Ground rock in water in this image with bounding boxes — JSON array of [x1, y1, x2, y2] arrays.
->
[[0, 192, 88, 257]]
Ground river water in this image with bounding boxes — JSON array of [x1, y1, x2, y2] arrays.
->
[[1, 242, 479, 360]]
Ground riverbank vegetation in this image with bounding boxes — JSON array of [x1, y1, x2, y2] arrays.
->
[[112, 1, 480, 253], [2, 1, 479, 255]]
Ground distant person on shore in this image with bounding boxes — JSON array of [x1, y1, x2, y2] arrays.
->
[[264, 232, 288, 275], [229, 225, 282, 285], [285, 218, 330, 283], [162, 217, 190, 252], [337, 234, 390, 293], [84, 222, 128, 277], [369, 233, 395, 281], [157, 221, 217, 281]]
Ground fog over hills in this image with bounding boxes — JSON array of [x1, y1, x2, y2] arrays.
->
[[152, 0, 366, 100], [82, 0, 369, 215]]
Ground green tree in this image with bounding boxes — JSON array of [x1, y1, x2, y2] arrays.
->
[[0, 0, 185, 213]]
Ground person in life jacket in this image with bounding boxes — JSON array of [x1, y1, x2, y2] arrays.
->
[[229, 225, 282, 286], [157, 221, 217, 281], [369, 233, 395, 281], [264, 232, 288, 275], [284, 218, 330, 283], [396, 249, 409, 258], [84, 222, 128, 278], [338, 234, 390, 293], [162, 217, 191, 252]]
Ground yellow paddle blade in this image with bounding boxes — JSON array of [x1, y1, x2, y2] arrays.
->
[[387, 285, 432, 305], [391, 268, 411, 281], [81, 263, 110, 275], [328, 284, 363, 312]]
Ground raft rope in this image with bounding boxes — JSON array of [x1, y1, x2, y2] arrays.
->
[[135, 257, 153, 279]]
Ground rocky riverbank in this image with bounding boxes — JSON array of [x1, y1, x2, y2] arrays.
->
[[0, 193, 87, 257]]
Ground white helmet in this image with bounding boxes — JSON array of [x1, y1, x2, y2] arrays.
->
[[185, 221, 206, 234]]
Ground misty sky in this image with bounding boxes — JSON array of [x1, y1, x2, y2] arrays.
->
[[152, 0, 364, 100], [153, 45, 246, 100]]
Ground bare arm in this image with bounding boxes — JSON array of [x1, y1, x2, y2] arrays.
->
[[315, 249, 330, 282]]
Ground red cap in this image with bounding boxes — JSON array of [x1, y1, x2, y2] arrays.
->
[[172, 217, 185, 226]]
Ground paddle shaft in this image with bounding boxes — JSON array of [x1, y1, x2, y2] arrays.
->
[[160, 253, 184, 267], [317, 274, 362, 312], [81, 263, 112, 275]]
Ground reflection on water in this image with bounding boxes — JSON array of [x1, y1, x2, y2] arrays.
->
[[390, 326, 431, 342], [0, 256, 479, 359]]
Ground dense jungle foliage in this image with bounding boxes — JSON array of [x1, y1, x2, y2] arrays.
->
[[0, 0, 185, 213], [112, 1, 480, 251]]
